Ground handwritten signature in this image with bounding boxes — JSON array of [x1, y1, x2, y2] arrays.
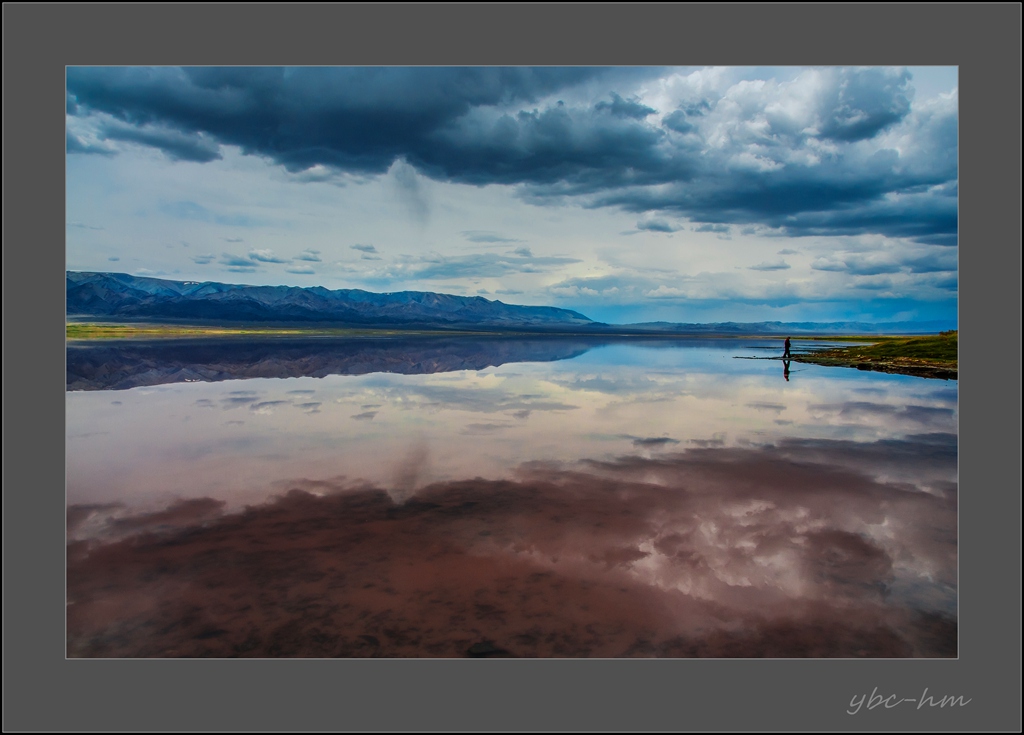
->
[[848, 687, 972, 715]]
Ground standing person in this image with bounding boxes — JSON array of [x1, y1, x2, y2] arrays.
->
[[783, 337, 792, 359]]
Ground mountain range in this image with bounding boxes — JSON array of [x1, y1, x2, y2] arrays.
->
[[66, 272, 953, 335], [66, 271, 592, 330]]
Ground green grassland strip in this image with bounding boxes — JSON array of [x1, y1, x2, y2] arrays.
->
[[65, 323, 888, 340], [790, 331, 957, 380], [65, 323, 494, 339]]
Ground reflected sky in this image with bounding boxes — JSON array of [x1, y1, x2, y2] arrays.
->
[[66, 338, 957, 657]]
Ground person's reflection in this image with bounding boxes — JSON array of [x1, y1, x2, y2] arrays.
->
[[783, 359, 791, 381]]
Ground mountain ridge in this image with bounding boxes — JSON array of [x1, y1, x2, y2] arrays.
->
[[66, 271, 955, 335], [66, 271, 593, 330]]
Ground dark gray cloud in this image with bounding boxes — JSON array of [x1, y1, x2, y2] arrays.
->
[[662, 109, 697, 134], [99, 121, 222, 163], [294, 249, 322, 262], [815, 67, 913, 142], [594, 92, 656, 120], [462, 231, 522, 243], [694, 223, 730, 234], [749, 261, 790, 271], [192, 254, 215, 265], [929, 273, 958, 291], [250, 400, 290, 411], [812, 249, 956, 277], [902, 252, 958, 273], [435, 102, 671, 192], [810, 259, 848, 273], [66, 130, 115, 156], [598, 173, 957, 248], [285, 265, 316, 275], [66, 66, 956, 246], [846, 261, 902, 276], [852, 277, 895, 291], [220, 253, 255, 267], [107, 256, 120, 262], [66, 66, 623, 173], [351, 244, 378, 253], [247, 249, 289, 264], [637, 218, 681, 233], [919, 233, 958, 248]]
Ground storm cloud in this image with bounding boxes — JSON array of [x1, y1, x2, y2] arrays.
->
[[66, 66, 957, 245], [99, 120, 222, 163], [636, 218, 682, 233]]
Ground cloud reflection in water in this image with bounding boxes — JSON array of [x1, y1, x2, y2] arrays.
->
[[66, 338, 957, 657], [67, 434, 955, 658]]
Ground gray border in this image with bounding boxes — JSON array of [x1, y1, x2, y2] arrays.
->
[[4, 2, 1021, 732]]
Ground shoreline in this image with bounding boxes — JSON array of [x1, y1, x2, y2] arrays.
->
[[788, 332, 958, 380], [790, 354, 957, 380], [66, 322, 953, 342]]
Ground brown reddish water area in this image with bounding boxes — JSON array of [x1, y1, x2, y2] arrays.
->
[[66, 338, 958, 657], [67, 441, 956, 658]]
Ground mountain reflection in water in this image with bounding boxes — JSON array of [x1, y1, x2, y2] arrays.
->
[[66, 336, 599, 391], [66, 338, 957, 658]]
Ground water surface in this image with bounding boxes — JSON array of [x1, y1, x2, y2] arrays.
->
[[66, 337, 957, 657]]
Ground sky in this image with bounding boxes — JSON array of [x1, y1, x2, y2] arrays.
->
[[66, 66, 958, 325]]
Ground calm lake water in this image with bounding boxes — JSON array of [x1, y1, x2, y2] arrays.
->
[[66, 336, 957, 657]]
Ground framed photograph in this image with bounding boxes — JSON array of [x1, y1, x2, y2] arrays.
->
[[65, 64, 960, 661]]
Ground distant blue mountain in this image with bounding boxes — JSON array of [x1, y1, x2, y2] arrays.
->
[[623, 320, 956, 335], [66, 272, 953, 335], [66, 272, 595, 330]]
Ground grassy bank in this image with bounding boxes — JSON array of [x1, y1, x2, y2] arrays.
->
[[65, 323, 486, 340], [791, 331, 957, 380]]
